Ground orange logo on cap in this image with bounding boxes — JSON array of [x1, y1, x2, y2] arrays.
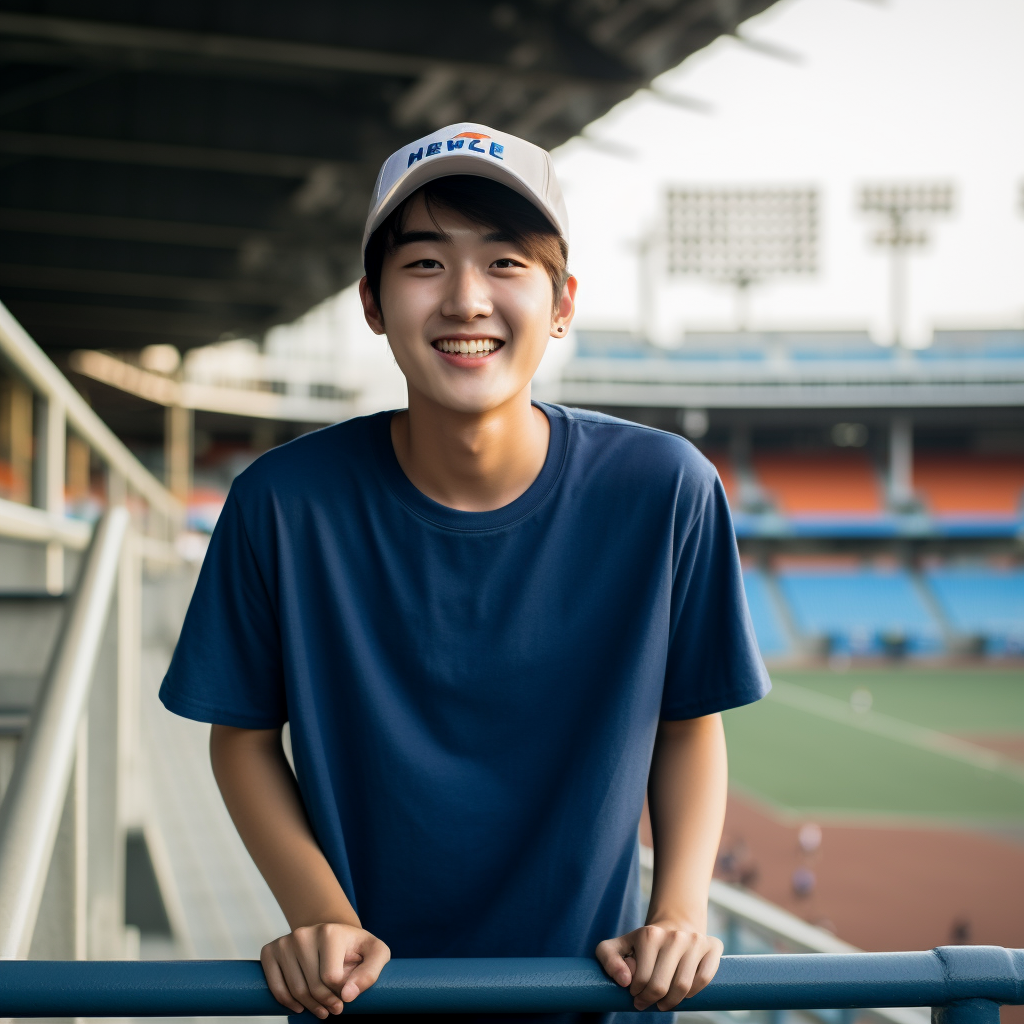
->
[[453, 132, 490, 140]]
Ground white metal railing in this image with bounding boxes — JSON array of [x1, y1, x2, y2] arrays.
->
[[0, 507, 128, 957], [0, 305, 187, 962], [0, 496, 91, 549], [0, 301, 181, 526]]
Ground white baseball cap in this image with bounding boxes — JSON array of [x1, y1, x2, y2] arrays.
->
[[362, 123, 569, 258]]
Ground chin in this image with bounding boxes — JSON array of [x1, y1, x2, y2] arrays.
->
[[427, 384, 522, 416]]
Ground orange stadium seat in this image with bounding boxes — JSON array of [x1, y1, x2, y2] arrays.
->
[[914, 454, 1024, 517], [703, 450, 739, 504], [753, 451, 883, 516]]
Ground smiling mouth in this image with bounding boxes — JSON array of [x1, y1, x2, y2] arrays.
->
[[432, 338, 504, 358]]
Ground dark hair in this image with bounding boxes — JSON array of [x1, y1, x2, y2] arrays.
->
[[363, 174, 569, 315]]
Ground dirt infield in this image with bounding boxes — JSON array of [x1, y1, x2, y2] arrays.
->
[[717, 793, 1024, 951], [716, 792, 1024, 1024]]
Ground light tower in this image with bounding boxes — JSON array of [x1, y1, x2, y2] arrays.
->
[[665, 187, 818, 332], [858, 182, 954, 348]]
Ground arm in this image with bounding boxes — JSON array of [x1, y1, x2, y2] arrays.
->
[[596, 713, 727, 1012], [210, 725, 389, 1017]]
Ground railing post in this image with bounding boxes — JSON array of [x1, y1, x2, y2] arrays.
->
[[34, 394, 66, 595], [932, 1001, 1001, 1024], [0, 508, 128, 958]]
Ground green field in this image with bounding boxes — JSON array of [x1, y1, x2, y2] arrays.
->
[[723, 668, 1024, 825]]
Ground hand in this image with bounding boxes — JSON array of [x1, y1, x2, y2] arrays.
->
[[596, 921, 723, 1012], [261, 922, 390, 1017]]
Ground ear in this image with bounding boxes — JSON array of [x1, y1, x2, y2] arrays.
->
[[359, 276, 386, 335], [551, 275, 578, 338]]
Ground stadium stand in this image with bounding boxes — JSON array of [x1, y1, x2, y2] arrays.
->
[[704, 450, 740, 504], [574, 331, 653, 359], [752, 451, 884, 517], [676, 332, 767, 360], [741, 568, 792, 657], [922, 329, 1024, 358], [776, 562, 944, 657], [913, 454, 1024, 520], [784, 331, 890, 360], [923, 565, 1024, 656]]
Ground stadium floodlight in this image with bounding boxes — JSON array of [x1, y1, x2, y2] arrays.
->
[[858, 182, 954, 348], [666, 187, 818, 331]]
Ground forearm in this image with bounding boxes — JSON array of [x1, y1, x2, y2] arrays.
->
[[210, 724, 358, 930], [646, 713, 728, 930]]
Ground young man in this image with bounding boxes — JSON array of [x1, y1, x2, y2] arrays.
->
[[160, 123, 769, 1023]]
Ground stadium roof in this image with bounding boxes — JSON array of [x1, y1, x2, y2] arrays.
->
[[0, 0, 775, 354]]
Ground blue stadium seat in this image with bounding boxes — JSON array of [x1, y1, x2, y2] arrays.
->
[[574, 331, 655, 358], [777, 567, 944, 657], [741, 568, 791, 657], [783, 331, 891, 361], [923, 567, 1024, 655], [922, 330, 1024, 359]]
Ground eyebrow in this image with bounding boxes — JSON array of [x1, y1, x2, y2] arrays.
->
[[391, 229, 452, 248], [392, 228, 518, 249]]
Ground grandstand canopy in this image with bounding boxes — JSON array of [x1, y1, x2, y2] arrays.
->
[[0, 0, 775, 354]]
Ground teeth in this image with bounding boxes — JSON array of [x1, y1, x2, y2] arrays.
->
[[436, 339, 500, 356]]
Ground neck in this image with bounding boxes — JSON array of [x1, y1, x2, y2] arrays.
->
[[390, 385, 550, 512]]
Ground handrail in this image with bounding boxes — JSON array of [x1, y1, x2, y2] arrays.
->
[[0, 301, 181, 522], [0, 507, 129, 958], [0, 496, 92, 550], [0, 948, 1021, 1017]]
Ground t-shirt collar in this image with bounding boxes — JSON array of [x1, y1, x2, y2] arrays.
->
[[373, 401, 568, 532]]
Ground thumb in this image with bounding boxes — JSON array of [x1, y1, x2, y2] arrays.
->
[[340, 941, 390, 1003], [596, 934, 637, 988]]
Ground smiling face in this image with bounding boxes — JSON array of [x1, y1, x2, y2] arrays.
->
[[360, 193, 575, 416]]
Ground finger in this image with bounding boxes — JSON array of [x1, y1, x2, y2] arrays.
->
[[637, 933, 691, 1010], [628, 926, 665, 999], [316, 930, 359, 1012], [595, 936, 635, 988], [261, 949, 304, 1014], [684, 939, 724, 1000], [657, 941, 711, 1012], [294, 935, 345, 1015], [341, 940, 391, 1003], [279, 947, 331, 1019]]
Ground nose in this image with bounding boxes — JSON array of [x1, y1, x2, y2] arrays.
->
[[440, 263, 493, 322]]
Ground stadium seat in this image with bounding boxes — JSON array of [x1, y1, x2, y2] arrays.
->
[[784, 331, 890, 360], [913, 454, 1024, 518], [753, 451, 883, 516], [923, 566, 1024, 656], [574, 331, 655, 358], [675, 332, 765, 360], [703, 450, 740, 505], [777, 565, 944, 656], [923, 330, 1024, 358], [741, 568, 791, 657]]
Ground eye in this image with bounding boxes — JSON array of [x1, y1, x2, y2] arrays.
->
[[407, 258, 443, 269], [491, 258, 525, 269]]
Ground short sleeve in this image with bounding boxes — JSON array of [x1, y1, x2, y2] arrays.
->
[[660, 470, 770, 720], [159, 488, 287, 729]]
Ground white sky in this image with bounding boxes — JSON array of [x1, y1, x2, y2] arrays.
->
[[275, 0, 1024, 379], [551, 0, 1024, 347]]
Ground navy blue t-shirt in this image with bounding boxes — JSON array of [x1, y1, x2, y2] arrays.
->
[[160, 403, 769, 1024]]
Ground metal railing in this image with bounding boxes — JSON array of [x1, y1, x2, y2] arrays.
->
[[0, 947, 1020, 1019], [0, 303, 189, 959], [0, 301, 181, 531], [0, 508, 128, 957]]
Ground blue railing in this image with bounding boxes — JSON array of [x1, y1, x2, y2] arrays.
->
[[0, 947, 1021, 1019]]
